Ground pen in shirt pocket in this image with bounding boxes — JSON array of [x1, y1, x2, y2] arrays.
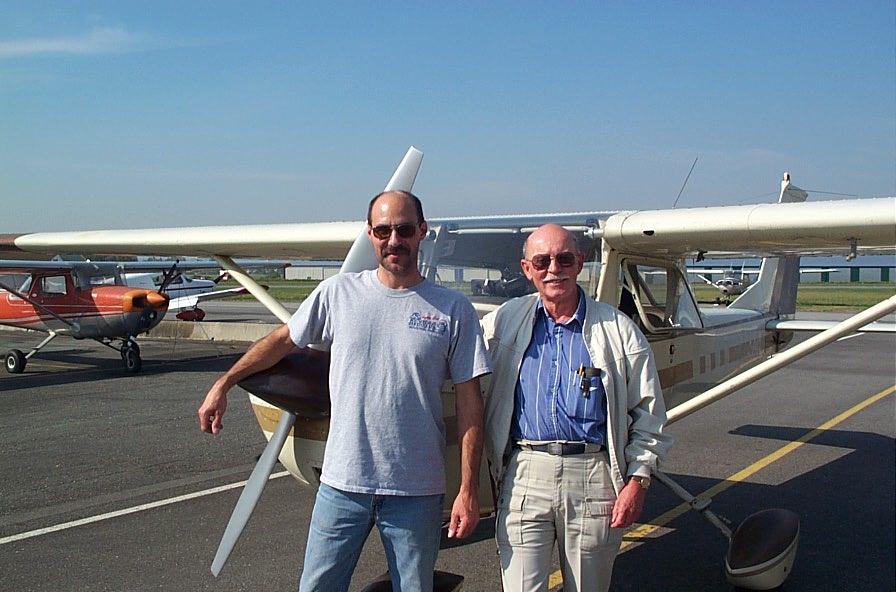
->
[[575, 364, 601, 398]]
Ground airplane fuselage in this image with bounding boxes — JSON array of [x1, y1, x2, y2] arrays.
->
[[0, 267, 168, 339]]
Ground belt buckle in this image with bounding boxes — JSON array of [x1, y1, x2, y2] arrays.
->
[[547, 442, 563, 455]]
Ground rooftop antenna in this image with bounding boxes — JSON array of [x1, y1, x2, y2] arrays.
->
[[673, 156, 699, 208]]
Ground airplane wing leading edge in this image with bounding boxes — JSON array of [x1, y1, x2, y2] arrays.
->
[[600, 197, 896, 259]]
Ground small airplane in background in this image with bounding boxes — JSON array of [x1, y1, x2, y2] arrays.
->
[[0, 260, 171, 373], [124, 259, 289, 321], [1, 148, 894, 589], [0, 258, 289, 372], [692, 265, 753, 301], [690, 265, 840, 303]]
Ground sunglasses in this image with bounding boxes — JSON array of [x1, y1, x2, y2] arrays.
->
[[526, 251, 579, 271], [370, 223, 420, 240]]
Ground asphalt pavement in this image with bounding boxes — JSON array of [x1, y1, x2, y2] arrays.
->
[[0, 322, 893, 591]]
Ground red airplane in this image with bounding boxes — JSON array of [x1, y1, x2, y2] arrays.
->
[[0, 261, 171, 373]]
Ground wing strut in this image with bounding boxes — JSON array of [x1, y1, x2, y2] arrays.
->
[[212, 256, 292, 323], [668, 294, 896, 424]]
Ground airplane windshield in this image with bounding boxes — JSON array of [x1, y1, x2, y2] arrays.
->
[[622, 261, 702, 332], [73, 265, 126, 290], [417, 224, 600, 315]]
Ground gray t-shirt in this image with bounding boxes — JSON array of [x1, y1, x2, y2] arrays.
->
[[287, 270, 491, 496]]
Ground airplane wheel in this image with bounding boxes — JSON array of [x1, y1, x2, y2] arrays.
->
[[121, 342, 140, 359], [123, 347, 142, 373], [5, 349, 26, 374]]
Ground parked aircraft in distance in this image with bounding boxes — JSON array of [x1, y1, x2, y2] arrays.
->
[[124, 259, 288, 321], [689, 265, 841, 303], [0, 258, 288, 370], [0, 261, 170, 373], [1, 148, 894, 590]]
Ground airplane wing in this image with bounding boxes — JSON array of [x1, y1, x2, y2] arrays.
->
[[687, 268, 737, 275], [0, 260, 82, 273], [166, 286, 253, 312], [600, 197, 895, 259], [0, 222, 362, 261], [0, 149, 893, 265], [117, 259, 290, 273], [0, 147, 425, 262]]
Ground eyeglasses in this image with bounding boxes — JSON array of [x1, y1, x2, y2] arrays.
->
[[526, 251, 579, 271], [370, 223, 420, 240]]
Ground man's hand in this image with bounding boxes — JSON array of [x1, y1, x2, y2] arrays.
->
[[610, 479, 646, 528], [197, 325, 297, 435], [198, 383, 228, 434], [447, 487, 480, 539]]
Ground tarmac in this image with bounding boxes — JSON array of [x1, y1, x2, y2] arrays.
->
[[0, 303, 894, 591]]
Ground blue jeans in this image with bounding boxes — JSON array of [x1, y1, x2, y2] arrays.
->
[[298, 483, 444, 592]]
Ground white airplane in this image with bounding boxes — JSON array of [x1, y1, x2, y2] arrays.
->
[[691, 265, 753, 301], [1, 147, 894, 590], [123, 260, 289, 321], [689, 264, 841, 303]]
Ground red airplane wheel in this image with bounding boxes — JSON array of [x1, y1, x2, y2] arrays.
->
[[5, 349, 26, 373]]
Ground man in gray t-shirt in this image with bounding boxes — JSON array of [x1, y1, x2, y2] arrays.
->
[[199, 190, 491, 592]]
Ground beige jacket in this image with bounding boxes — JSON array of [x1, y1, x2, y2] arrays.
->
[[480, 293, 672, 495]]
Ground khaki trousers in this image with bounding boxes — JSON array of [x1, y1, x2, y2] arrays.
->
[[496, 448, 624, 592]]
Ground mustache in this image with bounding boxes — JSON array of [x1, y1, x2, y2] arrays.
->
[[543, 273, 570, 282], [383, 245, 410, 256]]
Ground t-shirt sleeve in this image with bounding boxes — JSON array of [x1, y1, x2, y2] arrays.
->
[[286, 281, 332, 347], [448, 299, 492, 384]]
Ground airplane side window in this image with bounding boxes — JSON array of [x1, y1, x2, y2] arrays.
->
[[671, 272, 702, 328], [40, 275, 67, 297], [623, 262, 702, 331]]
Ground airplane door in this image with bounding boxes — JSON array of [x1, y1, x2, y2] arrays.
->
[[618, 258, 704, 405]]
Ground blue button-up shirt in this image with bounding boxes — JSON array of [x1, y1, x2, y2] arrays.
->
[[511, 289, 608, 445]]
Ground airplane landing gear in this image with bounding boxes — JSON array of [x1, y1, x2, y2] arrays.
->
[[121, 341, 142, 373], [653, 471, 799, 590], [5, 349, 26, 373]]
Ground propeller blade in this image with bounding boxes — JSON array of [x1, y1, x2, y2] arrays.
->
[[211, 409, 296, 576], [158, 261, 181, 293]]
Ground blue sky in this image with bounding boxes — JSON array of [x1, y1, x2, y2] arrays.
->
[[2, 2, 894, 232]]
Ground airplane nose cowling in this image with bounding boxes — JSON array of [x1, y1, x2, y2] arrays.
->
[[122, 289, 170, 313]]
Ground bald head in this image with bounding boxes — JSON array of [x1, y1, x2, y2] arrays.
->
[[367, 191, 424, 225], [523, 224, 580, 259]]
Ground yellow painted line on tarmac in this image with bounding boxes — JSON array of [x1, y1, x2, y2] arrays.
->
[[548, 385, 895, 590]]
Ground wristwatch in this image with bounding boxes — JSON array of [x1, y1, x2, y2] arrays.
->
[[629, 475, 651, 490]]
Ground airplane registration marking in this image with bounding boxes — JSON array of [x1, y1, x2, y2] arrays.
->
[[0, 471, 291, 546], [547, 385, 895, 590]]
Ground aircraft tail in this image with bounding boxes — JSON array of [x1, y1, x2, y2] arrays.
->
[[728, 174, 807, 316]]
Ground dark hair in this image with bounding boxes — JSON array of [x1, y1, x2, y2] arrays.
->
[[367, 191, 424, 225]]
